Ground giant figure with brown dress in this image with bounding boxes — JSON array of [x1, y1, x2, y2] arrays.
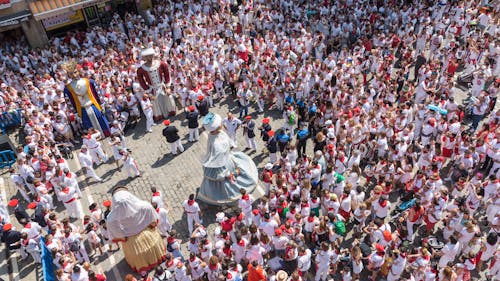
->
[[136, 48, 176, 121]]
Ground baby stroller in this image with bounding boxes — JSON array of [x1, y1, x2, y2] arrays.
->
[[390, 197, 417, 218], [455, 72, 474, 90], [56, 142, 74, 159], [389, 195, 416, 228]]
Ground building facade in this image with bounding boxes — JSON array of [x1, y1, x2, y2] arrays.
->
[[0, 0, 152, 48]]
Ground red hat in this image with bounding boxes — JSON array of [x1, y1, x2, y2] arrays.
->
[[197, 95, 204, 101], [103, 200, 112, 207], [262, 118, 270, 124], [275, 228, 282, 236], [3, 223, 12, 231], [8, 199, 18, 207], [245, 115, 252, 120], [267, 130, 275, 137], [163, 120, 171, 126], [188, 105, 195, 112], [27, 202, 37, 209], [375, 243, 385, 253]]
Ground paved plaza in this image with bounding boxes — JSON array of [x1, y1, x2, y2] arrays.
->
[[0, 81, 494, 281], [1, 98, 289, 280]]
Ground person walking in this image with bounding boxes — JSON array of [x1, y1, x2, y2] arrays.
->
[[223, 113, 242, 147], [296, 123, 309, 158], [82, 128, 108, 165], [243, 115, 257, 151], [57, 186, 81, 219], [237, 83, 252, 119], [140, 93, 155, 133], [266, 130, 278, 164], [186, 105, 199, 142], [195, 95, 209, 117], [78, 146, 103, 183], [119, 149, 141, 179], [182, 194, 201, 234], [162, 120, 184, 155]]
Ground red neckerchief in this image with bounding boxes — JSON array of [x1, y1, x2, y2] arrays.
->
[[380, 200, 388, 208], [153, 192, 160, 196], [223, 247, 232, 256], [209, 263, 218, 270], [187, 200, 194, 206], [307, 216, 315, 222], [242, 194, 249, 200]]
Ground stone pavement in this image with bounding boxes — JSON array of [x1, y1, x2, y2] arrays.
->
[[1, 97, 290, 281], [0, 83, 493, 281]]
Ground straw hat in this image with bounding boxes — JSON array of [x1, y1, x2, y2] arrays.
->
[[276, 270, 288, 281]]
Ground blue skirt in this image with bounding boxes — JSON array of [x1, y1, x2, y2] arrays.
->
[[198, 151, 259, 205]]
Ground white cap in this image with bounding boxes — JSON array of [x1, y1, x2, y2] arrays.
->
[[265, 163, 273, 170], [141, 48, 155, 57], [325, 120, 333, 126]]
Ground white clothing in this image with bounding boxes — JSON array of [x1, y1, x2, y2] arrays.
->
[[170, 139, 184, 155], [156, 207, 171, 236], [182, 200, 201, 234]]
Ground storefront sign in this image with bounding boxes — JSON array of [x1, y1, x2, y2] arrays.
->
[[42, 10, 84, 31]]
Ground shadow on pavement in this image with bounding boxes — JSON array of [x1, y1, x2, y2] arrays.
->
[[18, 258, 42, 280]]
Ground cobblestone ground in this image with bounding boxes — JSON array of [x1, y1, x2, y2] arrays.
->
[[1, 97, 297, 281], [1, 84, 492, 281]]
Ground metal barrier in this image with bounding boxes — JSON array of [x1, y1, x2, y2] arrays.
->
[[0, 109, 23, 134], [0, 150, 16, 169]]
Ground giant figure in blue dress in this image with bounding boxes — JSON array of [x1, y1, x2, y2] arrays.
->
[[198, 113, 260, 205], [62, 61, 110, 137]]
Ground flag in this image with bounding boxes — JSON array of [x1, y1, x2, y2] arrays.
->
[[40, 237, 56, 281]]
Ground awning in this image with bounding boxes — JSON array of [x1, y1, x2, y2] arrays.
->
[[0, 9, 30, 27], [29, 0, 98, 20]]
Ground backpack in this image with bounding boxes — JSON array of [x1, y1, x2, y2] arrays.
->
[[334, 220, 346, 236], [288, 112, 296, 125]]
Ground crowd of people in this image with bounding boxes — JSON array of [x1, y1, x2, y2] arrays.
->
[[0, 0, 500, 280]]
